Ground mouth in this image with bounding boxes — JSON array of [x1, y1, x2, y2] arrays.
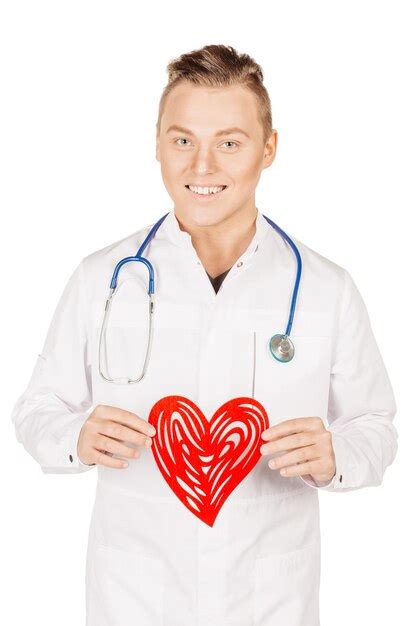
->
[[185, 184, 228, 199]]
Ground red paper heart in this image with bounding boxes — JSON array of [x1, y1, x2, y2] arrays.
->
[[148, 396, 269, 527]]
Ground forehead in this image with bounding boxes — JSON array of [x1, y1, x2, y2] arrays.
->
[[161, 83, 261, 134]]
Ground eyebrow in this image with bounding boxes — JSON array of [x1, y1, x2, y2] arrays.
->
[[166, 125, 250, 139]]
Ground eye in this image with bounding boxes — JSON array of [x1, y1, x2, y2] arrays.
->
[[174, 137, 191, 146], [221, 140, 238, 149]]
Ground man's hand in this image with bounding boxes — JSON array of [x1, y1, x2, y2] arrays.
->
[[77, 404, 156, 469], [260, 417, 336, 484]]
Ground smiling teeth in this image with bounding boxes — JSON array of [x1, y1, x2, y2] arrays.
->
[[188, 185, 225, 195]]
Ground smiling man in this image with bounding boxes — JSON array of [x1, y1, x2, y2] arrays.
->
[[156, 71, 274, 282], [12, 44, 398, 625]]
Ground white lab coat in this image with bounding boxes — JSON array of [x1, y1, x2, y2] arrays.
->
[[11, 208, 398, 625]]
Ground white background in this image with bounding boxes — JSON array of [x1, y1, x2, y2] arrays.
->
[[1, 1, 415, 624]]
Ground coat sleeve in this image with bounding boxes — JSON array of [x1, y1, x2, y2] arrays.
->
[[299, 268, 398, 491], [11, 259, 96, 474]]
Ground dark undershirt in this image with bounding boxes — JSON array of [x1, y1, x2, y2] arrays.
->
[[206, 267, 233, 294]]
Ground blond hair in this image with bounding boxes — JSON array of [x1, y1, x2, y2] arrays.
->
[[156, 44, 273, 145]]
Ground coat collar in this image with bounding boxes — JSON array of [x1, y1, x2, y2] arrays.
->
[[156, 208, 272, 258]]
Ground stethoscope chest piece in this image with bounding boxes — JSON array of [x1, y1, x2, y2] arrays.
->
[[269, 334, 295, 363]]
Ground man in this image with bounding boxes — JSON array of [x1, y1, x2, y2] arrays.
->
[[12, 44, 397, 625]]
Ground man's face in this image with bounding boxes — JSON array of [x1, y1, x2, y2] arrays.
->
[[156, 83, 277, 228]]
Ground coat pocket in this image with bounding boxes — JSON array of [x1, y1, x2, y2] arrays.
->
[[87, 542, 165, 626], [253, 539, 320, 626], [253, 331, 332, 422]]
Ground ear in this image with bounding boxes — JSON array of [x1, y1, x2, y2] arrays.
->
[[155, 123, 160, 162], [263, 129, 278, 170]]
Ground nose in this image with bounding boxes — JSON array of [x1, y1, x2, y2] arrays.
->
[[190, 144, 217, 176]]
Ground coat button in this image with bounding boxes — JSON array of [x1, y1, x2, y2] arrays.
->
[[236, 261, 243, 267], [69, 454, 73, 463]]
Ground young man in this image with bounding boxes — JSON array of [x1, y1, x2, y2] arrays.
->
[[12, 44, 397, 625]]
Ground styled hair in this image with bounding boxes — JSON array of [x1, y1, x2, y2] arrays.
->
[[156, 44, 273, 144]]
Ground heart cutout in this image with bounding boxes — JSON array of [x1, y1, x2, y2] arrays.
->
[[148, 396, 269, 527]]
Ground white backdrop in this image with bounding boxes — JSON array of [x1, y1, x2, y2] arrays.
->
[[1, 1, 415, 624]]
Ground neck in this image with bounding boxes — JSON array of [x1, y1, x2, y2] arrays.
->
[[174, 206, 258, 277]]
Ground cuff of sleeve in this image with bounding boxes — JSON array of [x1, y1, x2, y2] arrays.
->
[[41, 411, 96, 474], [298, 431, 352, 491], [299, 472, 337, 489]]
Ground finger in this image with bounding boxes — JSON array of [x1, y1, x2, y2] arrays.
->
[[97, 405, 156, 437], [274, 460, 318, 477], [92, 449, 130, 469], [260, 432, 316, 455], [99, 421, 153, 448], [267, 445, 320, 470], [95, 434, 147, 459], [261, 416, 324, 441]]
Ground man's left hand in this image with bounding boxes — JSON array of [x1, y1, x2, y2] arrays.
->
[[260, 417, 336, 484]]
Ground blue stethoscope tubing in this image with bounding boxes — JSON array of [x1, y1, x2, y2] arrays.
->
[[100, 211, 302, 383], [262, 215, 302, 339]]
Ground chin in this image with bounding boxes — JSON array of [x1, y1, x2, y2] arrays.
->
[[176, 205, 233, 228]]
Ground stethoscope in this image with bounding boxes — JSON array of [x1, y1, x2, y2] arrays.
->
[[98, 211, 302, 384]]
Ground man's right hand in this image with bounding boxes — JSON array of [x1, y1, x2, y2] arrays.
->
[[76, 404, 156, 468]]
